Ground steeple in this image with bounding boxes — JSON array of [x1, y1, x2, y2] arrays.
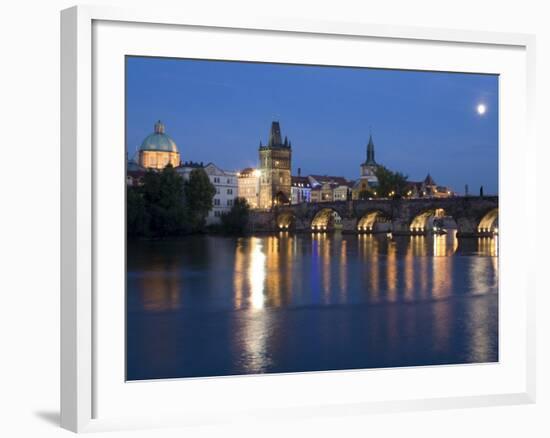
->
[[424, 174, 436, 186], [365, 134, 376, 165], [268, 121, 283, 147]]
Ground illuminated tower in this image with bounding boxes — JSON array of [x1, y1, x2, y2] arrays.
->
[[258, 121, 292, 208]]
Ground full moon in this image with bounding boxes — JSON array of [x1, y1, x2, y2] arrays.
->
[[477, 103, 487, 115]]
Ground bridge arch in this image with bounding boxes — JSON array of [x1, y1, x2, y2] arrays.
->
[[274, 191, 290, 206], [276, 211, 296, 230], [409, 208, 457, 234], [356, 210, 391, 233], [477, 208, 498, 234], [311, 208, 343, 231]]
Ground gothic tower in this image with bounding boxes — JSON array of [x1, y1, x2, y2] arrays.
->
[[259, 121, 292, 208]]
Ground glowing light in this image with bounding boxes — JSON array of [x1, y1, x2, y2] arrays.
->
[[252, 169, 261, 177], [477, 103, 487, 115], [249, 238, 266, 309]]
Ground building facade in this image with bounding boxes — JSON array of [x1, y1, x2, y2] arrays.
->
[[237, 168, 261, 209], [291, 176, 312, 204], [308, 175, 352, 203], [333, 183, 353, 201], [258, 121, 292, 208], [407, 174, 454, 198], [138, 121, 181, 169]]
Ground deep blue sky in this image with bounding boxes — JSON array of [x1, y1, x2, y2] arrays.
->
[[126, 56, 498, 195]]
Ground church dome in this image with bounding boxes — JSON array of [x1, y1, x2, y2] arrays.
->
[[139, 121, 179, 153]]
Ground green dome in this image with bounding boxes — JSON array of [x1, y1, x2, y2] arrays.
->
[[139, 121, 179, 153]]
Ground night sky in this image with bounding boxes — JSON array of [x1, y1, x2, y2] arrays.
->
[[126, 56, 499, 195]]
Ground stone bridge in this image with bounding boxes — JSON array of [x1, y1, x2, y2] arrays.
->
[[248, 196, 498, 237]]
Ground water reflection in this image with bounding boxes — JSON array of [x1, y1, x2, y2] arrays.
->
[[126, 233, 499, 380]]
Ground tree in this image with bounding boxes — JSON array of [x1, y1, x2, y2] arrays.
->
[[141, 165, 186, 237], [127, 165, 216, 238], [375, 166, 409, 198], [127, 165, 186, 238], [183, 168, 216, 232], [127, 186, 149, 237], [220, 197, 250, 234]]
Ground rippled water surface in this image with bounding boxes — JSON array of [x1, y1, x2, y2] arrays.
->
[[127, 232, 498, 380]]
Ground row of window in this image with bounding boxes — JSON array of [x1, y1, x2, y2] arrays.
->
[[216, 188, 234, 194], [212, 177, 235, 184], [213, 199, 234, 206]]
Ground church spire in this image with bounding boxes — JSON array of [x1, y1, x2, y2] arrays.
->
[[365, 134, 376, 165]]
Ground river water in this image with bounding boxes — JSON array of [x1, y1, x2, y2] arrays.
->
[[126, 231, 498, 380]]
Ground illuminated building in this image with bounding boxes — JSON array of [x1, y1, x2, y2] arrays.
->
[[407, 174, 454, 198], [290, 173, 311, 204], [138, 120, 181, 169], [333, 182, 353, 201], [238, 167, 261, 209], [308, 175, 351, 203]]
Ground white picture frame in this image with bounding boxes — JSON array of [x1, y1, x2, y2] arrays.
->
[[60, 4, 536, 433]]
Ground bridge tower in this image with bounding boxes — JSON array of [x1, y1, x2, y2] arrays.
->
[[258, 121, 292, 208]]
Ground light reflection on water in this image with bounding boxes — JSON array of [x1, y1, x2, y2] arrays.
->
[[127, 231, 499, 380]]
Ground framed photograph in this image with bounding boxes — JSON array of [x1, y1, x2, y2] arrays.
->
[[61, 5, 536, 433]]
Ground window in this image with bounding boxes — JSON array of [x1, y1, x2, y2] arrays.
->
[[227, 188, 233, 195], [214, 177, 220, 183], [216, 188, 220, 194], [227, 199, 233, 206], [214, 198, 220, 206], [227, 178, 231, 184]]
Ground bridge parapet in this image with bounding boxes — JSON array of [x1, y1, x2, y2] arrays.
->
[[248, 196, 498, 236]]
